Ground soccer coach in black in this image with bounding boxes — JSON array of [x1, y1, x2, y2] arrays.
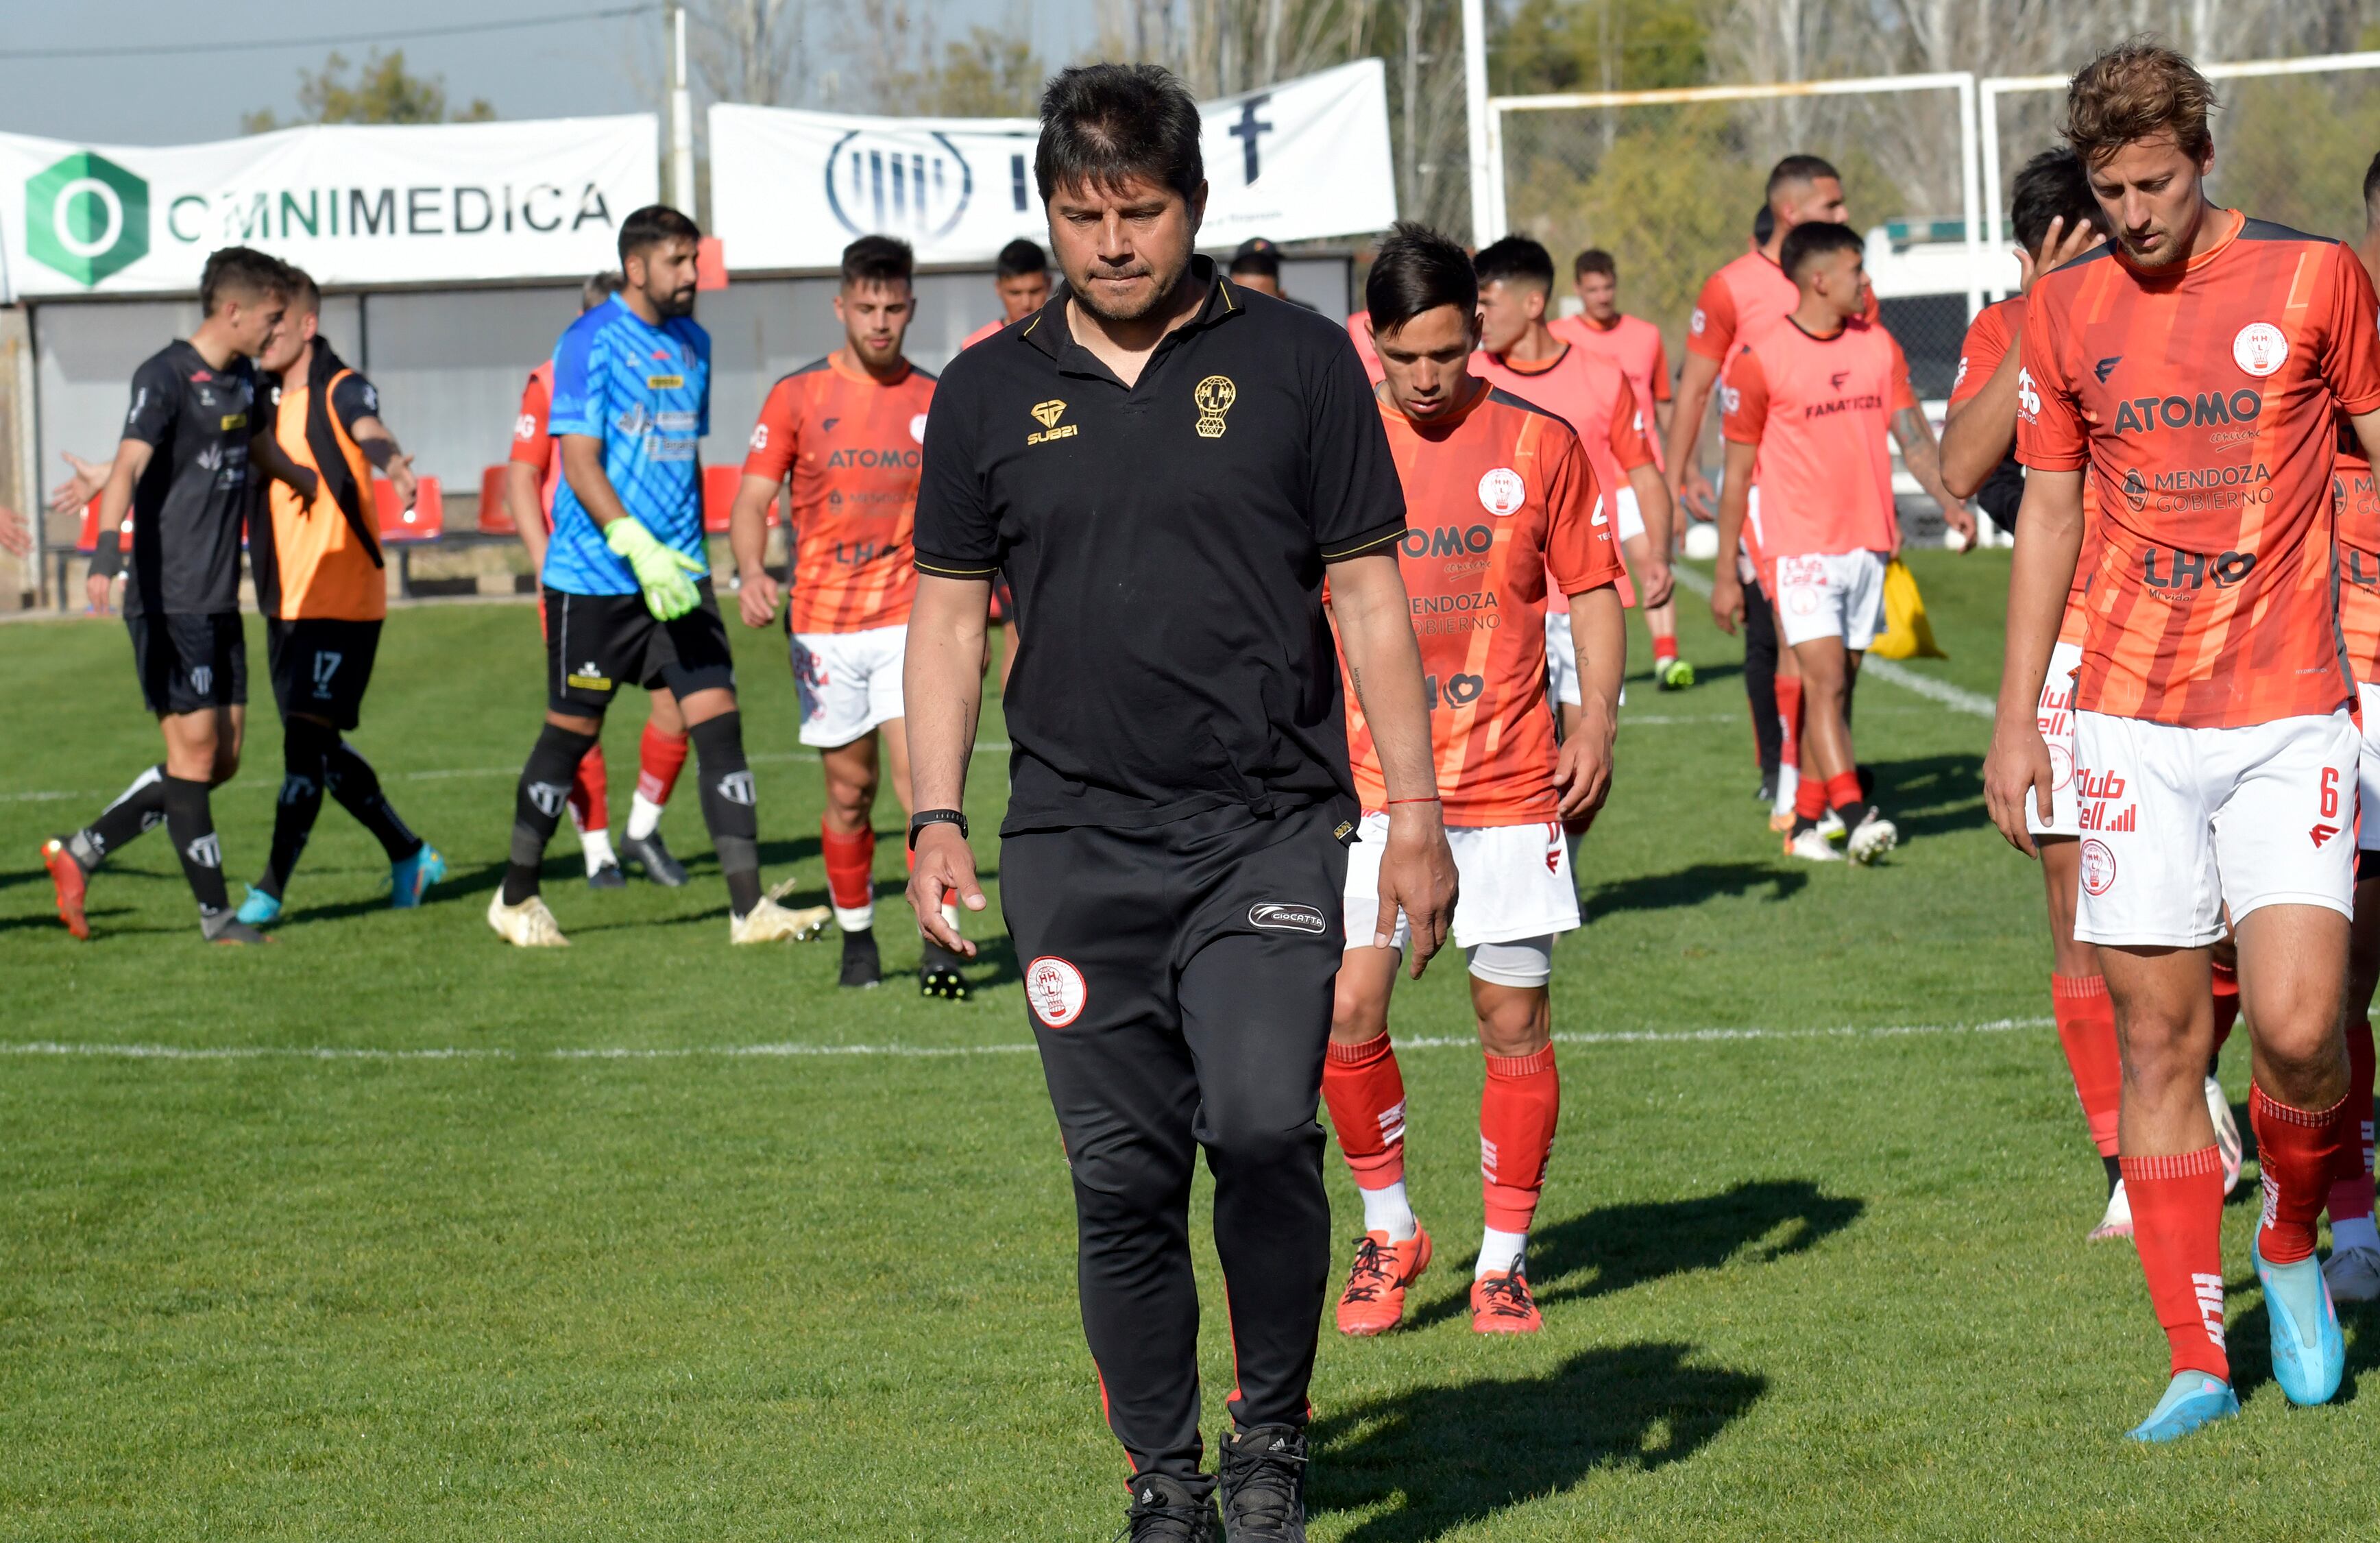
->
[[904, 64, 1456, 1543]]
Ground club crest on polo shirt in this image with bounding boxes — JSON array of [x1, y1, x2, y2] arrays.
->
[[1193, 375, 1237, 438], [1028, 398, 1076, 446], [1248, 901, 1326, 934]]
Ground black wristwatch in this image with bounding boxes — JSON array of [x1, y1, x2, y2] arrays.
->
[[908, 809, 969, 849]]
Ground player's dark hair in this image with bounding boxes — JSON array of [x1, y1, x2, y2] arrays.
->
[[2009, 147, 2106, 258], [1365, 221, 1477, 335], [1779, 221, 1864, 280], [1753, 204, 1775, 245], [1036, 64, 1204, 205], [1230, 244, 1282, 280], [583, 271, 624, 309], [618, 204, 701, 267], [996, 239, 1047, 278], [2364, 150, 2380, 226], [1473, 234, 1555, 295], [198, 246, 289, 316], [2063, 36, 2216, 167], [280, 263, 322, 316], [842, 234, 914, 289], [1766, 155, 1841, 202], [1572, 248, 1616, 281]]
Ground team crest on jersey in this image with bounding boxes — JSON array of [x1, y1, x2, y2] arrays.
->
[[1193, 375, 1237, 438], [1477, 467, 1526, 517], [1025, 956, 1087, 1028], [2233, 323, 2287, 378]]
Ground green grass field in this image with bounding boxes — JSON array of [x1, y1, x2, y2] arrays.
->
[[1, 550, 2370, 1540]]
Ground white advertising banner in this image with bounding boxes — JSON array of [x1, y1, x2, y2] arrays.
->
[[709, 58, 1397, 270], [0, 116, 658, 300]]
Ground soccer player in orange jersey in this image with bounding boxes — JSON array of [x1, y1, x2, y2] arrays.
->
[[2323, 151, 2380, 1303], [1985, 42, 2380, 1440], [1319, 223, 1625, 1338], [1710, 222, 1946, 864], [1470, 236, 1678, 732], [505, 271, 693, 890], [729, 236, 957, 995], [958, 239, 1052, 352]]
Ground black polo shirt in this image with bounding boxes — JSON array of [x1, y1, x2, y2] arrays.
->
[[916, 258, 1407, 834]]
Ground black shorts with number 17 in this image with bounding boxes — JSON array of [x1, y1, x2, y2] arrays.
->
[[542, 583, 736, 715], [266, 617, 382, 730]]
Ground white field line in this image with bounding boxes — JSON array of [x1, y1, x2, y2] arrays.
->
[[1667, 565, 1995, 718], [3, 743, 1014, 804], [0, 1017, 2052, 1065]]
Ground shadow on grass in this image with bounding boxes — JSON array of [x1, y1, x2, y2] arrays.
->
[[1865, 753, 1988, 841], [1582, 861, 1806, 922], [1309, 1343, 1766, 1542]]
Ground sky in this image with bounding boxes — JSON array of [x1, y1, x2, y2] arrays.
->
[[0, 0, 1097, 146]]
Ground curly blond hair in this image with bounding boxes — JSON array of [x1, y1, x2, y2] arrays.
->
[[2063, 37, 2217, 167]]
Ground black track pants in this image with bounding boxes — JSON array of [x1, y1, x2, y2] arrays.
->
[[1743, 571, 1782, 775], [1002, 802, 1351, 1482]]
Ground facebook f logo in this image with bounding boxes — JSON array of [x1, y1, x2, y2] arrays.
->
[[1230, 96, 1274, 184]]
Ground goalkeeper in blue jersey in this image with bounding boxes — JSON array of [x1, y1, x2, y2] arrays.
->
[[489, 204, 826, 947]]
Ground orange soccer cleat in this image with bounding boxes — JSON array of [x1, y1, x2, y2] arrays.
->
[[1470, 1266, 1542, 1334], [43, 838, 89, 940], [1335, 1228, 1432, 1337]]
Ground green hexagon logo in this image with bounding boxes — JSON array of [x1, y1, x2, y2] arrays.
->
[[27, 152, 149, 287]]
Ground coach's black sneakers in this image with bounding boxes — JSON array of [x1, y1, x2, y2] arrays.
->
[[1118, 1472, 1219, 1542], [919, 938, 971, 1001], [1219, 1424, 1307, 1542], [839, 926, 882, 989], [619, 831, 688, 887]]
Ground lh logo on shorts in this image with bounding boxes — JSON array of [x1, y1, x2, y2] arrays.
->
[[1248, 901, 1326, 934], [2079, 838, 2117, 896], [1025, 956, 1087, 1028]]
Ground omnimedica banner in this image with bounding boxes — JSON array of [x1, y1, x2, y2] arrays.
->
[[709, 58, 1396, 270], [0, 116, 658, 300]]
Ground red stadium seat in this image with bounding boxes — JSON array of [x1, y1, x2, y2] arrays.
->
[[703, 463, 779, 533], [77, 494, 104, 552], [374, 475, 444, 542], [477, 465, 517, 535]]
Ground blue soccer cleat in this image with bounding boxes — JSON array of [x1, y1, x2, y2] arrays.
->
[[391, 845, 447, 910], [235, 886, 282, 927], [2126, 1371, 2238, 1442], [2256, 1243, 2345, 1407]]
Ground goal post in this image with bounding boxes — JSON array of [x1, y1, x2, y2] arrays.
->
[[1982, 50, 2380, 304]]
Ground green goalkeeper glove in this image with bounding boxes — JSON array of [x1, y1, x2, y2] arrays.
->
[[605, 517, 705, 620]]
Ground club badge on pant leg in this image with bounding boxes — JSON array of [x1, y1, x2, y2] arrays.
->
[[1027, 956, 1087, 1028]]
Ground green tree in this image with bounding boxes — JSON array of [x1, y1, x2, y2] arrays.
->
[[1493, 0, 1706, 97], [244, 49, 496, 133], [903, 26, 1044, 117]]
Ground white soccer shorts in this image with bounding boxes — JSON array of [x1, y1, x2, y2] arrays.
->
[[2360, 683, 2380, 853], [2028, 640, 2085, 840], [790, 622, 906, 748], [1544, 610, 1580, 708], [2070, 708, 2358, 949], [1771, 549, 1888, 651], [1612, 485, 1647, 544], [1341, 810, 1581, 966]]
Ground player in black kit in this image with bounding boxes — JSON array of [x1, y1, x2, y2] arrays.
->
[[44, 247, 319, 944]]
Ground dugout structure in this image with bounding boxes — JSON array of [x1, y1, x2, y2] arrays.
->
[[1982, 50, 2380, 305]]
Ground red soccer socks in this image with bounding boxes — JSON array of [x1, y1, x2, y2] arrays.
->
[[821, 819, 877, 930], [2253, 1084, 2347, 1266], [2329, 1019, 2378, 1248], [2122, 1147, 2230, 1380], [2052, 974, 2122, 1159], [1480, 1045, 1559, 1238], [1324, 1033, 1409, 1193], [568, 742, 609, 836]]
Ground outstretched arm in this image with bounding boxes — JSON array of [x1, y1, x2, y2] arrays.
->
[[903, 573, 993, 956]]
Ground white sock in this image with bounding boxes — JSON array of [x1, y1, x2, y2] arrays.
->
[[626, 792, 666, 842], [1476, 1227, 1528, 1278], [835, 903, 875, 934], [1359, 1181, 1416, 1241], [2334, 1215, 2380, 1254], [1773, 763, 1798, 817], [581, 828, 616, 874]]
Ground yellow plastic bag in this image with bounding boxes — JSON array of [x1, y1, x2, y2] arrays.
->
[[1870, 557, 1946, 659]]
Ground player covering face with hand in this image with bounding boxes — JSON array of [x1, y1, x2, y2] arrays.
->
[[489, 205, 823, 949], [1322, 222, 1626, 1339]]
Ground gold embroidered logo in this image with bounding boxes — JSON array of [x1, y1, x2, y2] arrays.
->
[[1193, 375, 1237, 438], [1028, 398, 1076, 446]]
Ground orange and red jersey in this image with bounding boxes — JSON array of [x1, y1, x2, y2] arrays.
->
[[1722, 316, 1916, 561], [1340, 385, 1623, 825], [1550, 311, 1671, 470], [742, 349, 938, 634], [1471, 342, 1653, 614], [1953, 295, 2098, 649], [1687, 248, 1880, 366], [1348, 311, 1385, 385], [509, 360, 564, 527], [2335, 391, 2380, 679], [2017, 210, 2380, 728], [960, 317, 1005, 351]]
